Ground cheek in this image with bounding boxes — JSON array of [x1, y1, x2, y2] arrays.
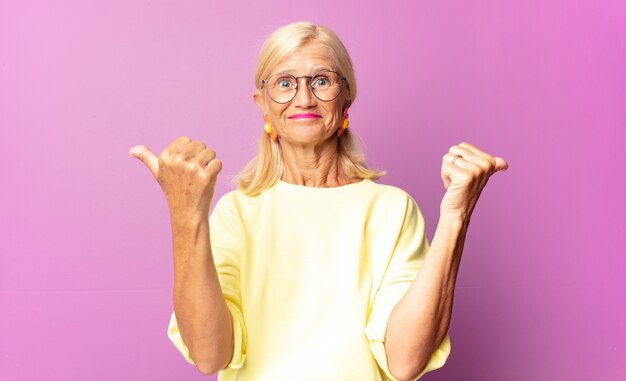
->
[[269, 106, 287, 126], [327, 105, 344, 127]]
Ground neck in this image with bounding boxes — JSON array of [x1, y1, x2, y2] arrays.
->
[[280, 139, 353, 187]]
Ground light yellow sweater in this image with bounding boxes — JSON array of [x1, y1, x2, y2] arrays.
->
[[168, 178, 451, 380]]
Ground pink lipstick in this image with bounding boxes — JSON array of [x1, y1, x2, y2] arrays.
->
[[288, 113, 322, 119]]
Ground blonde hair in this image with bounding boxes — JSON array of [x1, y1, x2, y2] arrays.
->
[[234, 22, 385, 196]]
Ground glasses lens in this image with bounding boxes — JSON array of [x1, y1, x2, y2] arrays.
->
[[266, 74, 298, 103], [311, 71, 343, 101], [265, 71, 344, 103]]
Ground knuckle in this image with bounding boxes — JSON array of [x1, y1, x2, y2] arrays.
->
[[197, 161, 210, 173], [477, 157, 491, 171], [172, 154, 185, 164], [183, 160, 195, 170], [197, 168, 209, 179], [203, 150, 217, 162]]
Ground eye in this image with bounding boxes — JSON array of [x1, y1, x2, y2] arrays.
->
[[276, 76, 296, 89], [313, 76, 330, 87]]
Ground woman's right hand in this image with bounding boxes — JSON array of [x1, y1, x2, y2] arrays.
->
[[128, 136, 222, 219]]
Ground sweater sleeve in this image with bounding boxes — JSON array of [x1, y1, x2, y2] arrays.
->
[[364, 194, 451, 381], [167, 193, 248, 370]]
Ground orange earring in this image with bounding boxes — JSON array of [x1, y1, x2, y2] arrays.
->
[[263, 114, 278, 141], [337, 110, 349, 138]]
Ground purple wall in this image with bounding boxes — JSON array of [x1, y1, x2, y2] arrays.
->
[[1, 1, 624, 380]]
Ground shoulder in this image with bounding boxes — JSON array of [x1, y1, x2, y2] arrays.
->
[[210, 186, 270, 220], [209, 189, 248, 223], [365, 180, 427, 228], [367, 180, 419, 207], [213, 189, 241, 206], [212, 188, 255, 208], [367, 180, 409, 196]]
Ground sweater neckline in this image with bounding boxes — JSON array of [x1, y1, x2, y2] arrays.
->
[[275, 178, 370, 193]]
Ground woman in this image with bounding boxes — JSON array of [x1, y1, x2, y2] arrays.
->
[[129, 22, 507, 381]]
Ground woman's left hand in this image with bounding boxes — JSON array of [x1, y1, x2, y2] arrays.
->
[[440, 142, 508, 220]]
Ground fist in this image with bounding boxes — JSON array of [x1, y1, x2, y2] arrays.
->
[[440, 142, 508, 219], [128, 136, 222, 217]]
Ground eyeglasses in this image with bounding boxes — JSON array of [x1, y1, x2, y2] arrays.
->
[[261, 70, 346, 104]]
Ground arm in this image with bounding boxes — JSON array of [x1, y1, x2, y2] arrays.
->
[[386, 142, 507, 380], [385, 214, 466, 381], [128, 137, 234, 375], [171, 212, 234, 375]]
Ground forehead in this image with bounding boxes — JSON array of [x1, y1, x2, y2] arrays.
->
[[272, 44, 338, 74]]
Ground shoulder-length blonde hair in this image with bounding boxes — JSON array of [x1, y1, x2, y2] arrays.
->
[[234, 21, 385, 196]]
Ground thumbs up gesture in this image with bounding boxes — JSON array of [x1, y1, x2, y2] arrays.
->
[[128, 136, 222, 219], [439, 142, 507, 220]]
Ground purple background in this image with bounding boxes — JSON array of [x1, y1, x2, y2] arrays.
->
[[1, 1, 624, 380]]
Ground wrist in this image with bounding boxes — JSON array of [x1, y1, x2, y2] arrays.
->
[[439, 210, 469, 226], [431, 212, 469, 263], [169, 208, 208, 229]]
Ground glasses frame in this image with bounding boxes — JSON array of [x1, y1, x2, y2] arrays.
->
[[261, 70, 347, 104]]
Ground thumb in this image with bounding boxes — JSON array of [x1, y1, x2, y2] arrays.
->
[[494, 156, 508, 172], [128, 145, 159, 177]]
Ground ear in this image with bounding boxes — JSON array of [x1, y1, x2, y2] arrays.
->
[[343, 99, 352, 113], [253, 90, 267, 115]]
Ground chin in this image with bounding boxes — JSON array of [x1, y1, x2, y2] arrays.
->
[[286, 134, 334, 146]]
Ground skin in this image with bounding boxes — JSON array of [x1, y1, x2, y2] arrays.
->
[[128, 43, 508, 378]]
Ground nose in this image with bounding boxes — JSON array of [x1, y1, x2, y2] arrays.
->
[[292, 77, 316, 108]]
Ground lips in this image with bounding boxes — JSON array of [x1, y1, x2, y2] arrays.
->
[[288, 113, 322, 119]]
